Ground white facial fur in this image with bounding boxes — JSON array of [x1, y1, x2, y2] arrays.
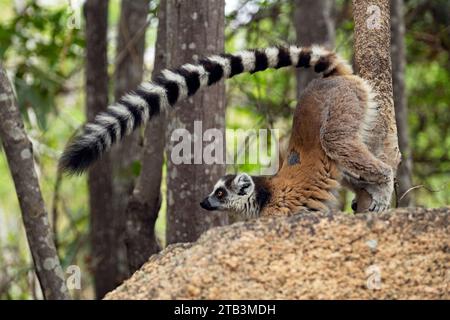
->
[[206, 173, 259, 218]]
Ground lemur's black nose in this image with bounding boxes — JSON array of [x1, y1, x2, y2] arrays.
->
[[200, 198, 214, 210]]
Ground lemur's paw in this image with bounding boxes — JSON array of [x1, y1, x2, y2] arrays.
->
[[350, 196, 388, 212], [368, 199, 390, 212], [365, 180, 394, 213]]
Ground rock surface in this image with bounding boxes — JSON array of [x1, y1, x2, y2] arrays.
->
[[105, 207, 449, 299]]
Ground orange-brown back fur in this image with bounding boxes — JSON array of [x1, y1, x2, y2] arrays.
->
[[261, 77, 341, 216]]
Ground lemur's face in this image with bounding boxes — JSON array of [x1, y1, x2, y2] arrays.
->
[[200, 173, 255, 212]]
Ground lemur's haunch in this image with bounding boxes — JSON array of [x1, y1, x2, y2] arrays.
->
[[60, 45, 394, 215]]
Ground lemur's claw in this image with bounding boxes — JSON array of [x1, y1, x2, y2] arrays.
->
[[368, 200, 389, 213], [352, 198, 388, 213]]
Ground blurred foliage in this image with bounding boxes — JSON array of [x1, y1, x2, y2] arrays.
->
[[404, 0, 450, 204], [0, 0, 449, 299], [0, 0, 84, 129]]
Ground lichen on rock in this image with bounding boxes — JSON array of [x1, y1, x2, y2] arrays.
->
[[105, 207, 449, 300]]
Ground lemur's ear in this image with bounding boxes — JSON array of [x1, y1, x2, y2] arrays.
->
[[233, 173, 254, 196]]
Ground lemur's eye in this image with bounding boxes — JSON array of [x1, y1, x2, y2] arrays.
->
[[216, 189, 225, 198]]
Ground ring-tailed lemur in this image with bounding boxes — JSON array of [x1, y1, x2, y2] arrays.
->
[[60, 45, 395, 217]]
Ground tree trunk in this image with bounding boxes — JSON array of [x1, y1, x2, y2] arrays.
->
[[0, 66, 70, 300], [352, 0, 401, 211], [85, 0, 117, 299], [391, 0, 413, 207], [111, 0, 150, 280], [124, 0, 167, 273], [166, 0, 228, 245], [293, 0, 335, 98]]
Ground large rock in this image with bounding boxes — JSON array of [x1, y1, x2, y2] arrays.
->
[[105, 207, 449, 299]]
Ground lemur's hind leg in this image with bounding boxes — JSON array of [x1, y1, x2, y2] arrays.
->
[[320, 87, 393, 212], [323, 138, 393, 184]]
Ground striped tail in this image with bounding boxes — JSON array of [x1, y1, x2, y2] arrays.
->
[[59, 45, 353, 174]]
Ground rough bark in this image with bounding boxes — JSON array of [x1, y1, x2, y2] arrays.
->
[[165, 0, 228, 245], [0, 66, 69, 300], [294, 0, 335, 98], [391, 0, 413, 207], [111, 0, 150, 280], [105, 207, 449, 299], [352, 0, 401, 211], [124, 0, 166, 273], [84, 0, 117, 299]]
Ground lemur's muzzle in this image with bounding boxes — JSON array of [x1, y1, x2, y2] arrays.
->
[[200, 197, 215, 211]]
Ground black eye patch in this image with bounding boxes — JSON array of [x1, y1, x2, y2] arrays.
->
[[215, 188, 227, 199]]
